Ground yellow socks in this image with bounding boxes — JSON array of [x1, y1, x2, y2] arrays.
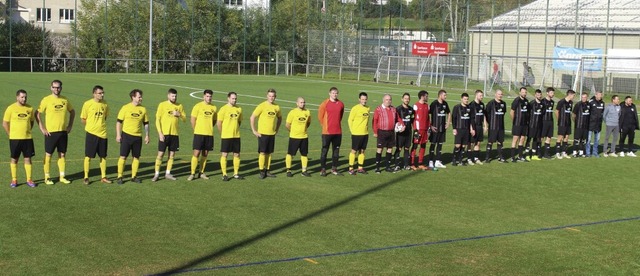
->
[[167, 157, 174, 174], [84, 157, 90, 179], [25, 163, 32, 181], [10, 163, 17, 181], [131, 158, 140, 178], [44, 155, 51, 179], [190, 156, 198, 175], [358, 153, 365, 169], [266, 154, 272, 170], [100, 158, 107, 178], [258, 154, 265, 170], [117, 158, 125, 178], [199, 156, 207, 174], [349, 152, 356, 168], [233, 156, 240, 175], [301, 156, 308, 172], [57, 157, 66, 177], [220, 156, 228, 176], [154, 157, 162, 174], [285, 154, 292, 170]]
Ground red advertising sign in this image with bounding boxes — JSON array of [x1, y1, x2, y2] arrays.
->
[[412, 42, 449, 56]]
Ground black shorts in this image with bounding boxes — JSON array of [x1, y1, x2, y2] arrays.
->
[[454, 129, 471, 145], [541, 122, 554, 138], [471, 126, 484, 143], [376, 130, 395, 148], [120, 132, 142, 158], [258, 134, 275, 154], [429, 131, 446, 143], [557, 126, 572, 136], [511, 125, 528, 137], [351, 135, 369, 151], [220, 138, 241, 153], [85, 133, 108, 158], [192, 134, 213, 151], [9, 139, 35, 159], [322, 134, 342, 150], [288, 138, 309, 156], [44, 131, 68, 154], [488, 129, 505, 143], [528, 125, 542, 139], [396, 133, 411, 148], [159, 134, 180, 152], [574, 128, 588, 140]]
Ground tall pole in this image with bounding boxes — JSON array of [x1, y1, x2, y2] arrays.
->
[[148, 0, 153, 73]]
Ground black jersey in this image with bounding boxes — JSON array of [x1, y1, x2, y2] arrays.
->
[[588, 98, 605, 130], [573, 101, 590, 129], [396, 104, 414, 136], [542, 98, 555, 122], [469, 100, 485, 128], [486, 99, 507, 130], [529, 99, 544, 129], [452, 104, 473, 130], [430, 100, 450, 132], [556, 98, 573, 127], [511, 96, 530, 126]]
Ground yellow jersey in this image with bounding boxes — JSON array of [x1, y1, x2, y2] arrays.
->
[[117, 103, 149, 137], [191, 101, 217, 136], [348, 104, 370, 135], [3, 103, 34, 139], [156, 101, 186, 136], [37, 94, 74, 132], [80, 99, 109, 139], [286, 108, 311, 139], [217, 104, 242, 139], [252, 101, 281, 135]]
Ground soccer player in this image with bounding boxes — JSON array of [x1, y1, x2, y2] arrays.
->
[[115, 89, 150, 184], [218, 92, 244, 181], [572, 93, 591, 157], [318, 87, 345, 176], [3, 90, 36, 188], [80, 85, 111, 185], [347, 92, 370, 175], [451, 93, 475, 166], [618, 96, 639, 157], [603, 95, 621, 157], [509, 87, 530, 162], [36, 80, 75, 185], [373, 94, 403, 173], [541, 87, 556, 159], [428, 89, 451, 169], [152, 88, 186, 182], [250, 88, 282, 179], [468, 89, 486, 165], [554, 89, 575, 159], [586, 91, 605, 157], [524, 89, 544, 161], [485, 89, 508, 163], [188, 89, 217, 181], [285, 97, 312, 177], [410, 90, 430, 170], [394, 93, 414, 170]]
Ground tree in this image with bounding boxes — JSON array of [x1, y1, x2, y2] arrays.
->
[[0, 22, 58, 71]]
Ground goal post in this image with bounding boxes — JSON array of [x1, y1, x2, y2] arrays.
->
[[275, 51, 289, 76], [374, 55, 431, 86]]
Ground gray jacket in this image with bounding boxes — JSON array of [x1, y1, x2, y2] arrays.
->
[[603, 103, 620, 126]]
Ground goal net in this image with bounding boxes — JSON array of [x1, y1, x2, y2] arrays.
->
[[275, 51, 289, 76]]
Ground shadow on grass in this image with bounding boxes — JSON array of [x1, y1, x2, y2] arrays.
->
[[152, 171, 419, 275]]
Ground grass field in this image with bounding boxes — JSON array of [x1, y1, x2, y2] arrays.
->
[[0, 73, 639, 275]]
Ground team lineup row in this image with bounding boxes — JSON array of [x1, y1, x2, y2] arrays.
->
[[3, 81, 638, 187]]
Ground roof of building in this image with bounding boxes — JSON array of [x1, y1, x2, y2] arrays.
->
[[470, 0, 640, 33]]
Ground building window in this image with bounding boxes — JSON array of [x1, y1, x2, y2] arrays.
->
[[37, 8, 51, 22], [59, 9, 75, 23], [224, 0, 242, 6]]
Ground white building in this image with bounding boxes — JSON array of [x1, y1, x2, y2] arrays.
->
[[7, 0, 78, 34]]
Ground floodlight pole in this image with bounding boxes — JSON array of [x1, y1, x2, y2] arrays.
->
[[148, 0, 153, 74]]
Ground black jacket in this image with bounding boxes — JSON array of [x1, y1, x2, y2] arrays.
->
[[619, 103, 639, 130]]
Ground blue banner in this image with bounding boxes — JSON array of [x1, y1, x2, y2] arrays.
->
[[553, 47, 603, 71]]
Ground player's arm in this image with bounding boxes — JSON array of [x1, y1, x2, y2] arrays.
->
[[35, 110, 50, 136], [347, 109, 355, 133], [144, 121, 150, 144], [190, 116, 196, 129], [276, 113, 282, 133], [80, 104, 88, 125], [317, 100, 326, 123], [2, 121, 9, 136], [179, 105, 187, 122], [572, 104, 578, 122], [116, 120, 122, 143], [445, 111, 452, 129], [372, 108, 379, 137], [66, 108, 75, 133], [156, 108, 164, 142]]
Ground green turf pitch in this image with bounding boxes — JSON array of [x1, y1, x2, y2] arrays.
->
[[0, 73, 639, 275]]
